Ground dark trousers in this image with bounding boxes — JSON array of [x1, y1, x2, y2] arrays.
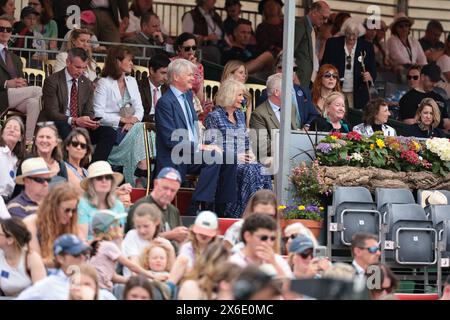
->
[[54, 121, 116, 162], [183, 151, 237, 204]]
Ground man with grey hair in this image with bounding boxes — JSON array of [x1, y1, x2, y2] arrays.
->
[[249, 73, 298, 165], [294, 1, 331, 86], [155, 58, 237, 216]]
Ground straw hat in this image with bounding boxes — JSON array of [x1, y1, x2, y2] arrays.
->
[[390, 12, 414, 32], [80, 161, 123, 190], [15, 157, 55, 185], [420, 190, 448, 208]]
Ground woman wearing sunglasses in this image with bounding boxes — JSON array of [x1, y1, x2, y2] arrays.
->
[[78, 161, 126, 242], [353, 98, 396, 137], [173, 32, 205, 113], [0, 217, 46, 297], [321, 17, 376, 110], [62, 128, 92, 187], [24, 182, 80, 268], [311, 64, 342, 115]]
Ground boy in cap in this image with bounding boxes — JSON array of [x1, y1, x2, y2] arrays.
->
[[17, 234, 116, 300], [399, 63, 450, 130]]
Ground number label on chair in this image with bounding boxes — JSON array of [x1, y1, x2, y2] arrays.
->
[[384, 241, 394, 250], [413, 236, 419, 242], [441, 258, 450, 268], [359, 220, 365, 225], [329, 223, 338, 232]]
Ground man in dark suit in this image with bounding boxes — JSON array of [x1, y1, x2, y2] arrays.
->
[[124, 12, 166, 62], [294, 1, 330, 87], [41, 47, 116, 162], [138, 54, 170, 123], [250, 73, 299, 166], [83, 0, 129, 43], [0, 14, 42, 144], [155, 58, 237, 216]]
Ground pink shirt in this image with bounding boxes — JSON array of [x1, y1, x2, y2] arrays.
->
[[387, 35, 427, 66], [89, 241, 122, 291]]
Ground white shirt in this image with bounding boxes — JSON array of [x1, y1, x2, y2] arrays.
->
[[16, 269, 116, 300], [121, 229, 150, 276], [178, 242, 196, 269], [65, 69, 78, 125], [0, 197, 9, 219], [352, 260, 365, 276], [182, 7, 223, 39], [342, 43, 356, 93], [0, 250, 32, 297], [268, 99, 281, 123], [0, 43, 6, 62], [229, 249, 294, 278], [0, 146, 18, 198], [149, 81, 162, 115], [170, 85, 196, 142]]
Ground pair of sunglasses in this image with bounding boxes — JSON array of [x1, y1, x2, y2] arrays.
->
[[94, 175, 114, 182], [0, 26, 12, 33], [257, 235, 276, 242], [298, 249, 313, 259], [323, 72, 339, 79], [346, 55, 352, 70], [70, 141, 87, 150], [407, 75, 419, 80], [28, 176, 52, 184], [282, 234, 298, 242], [183, 45, 197, 52], [63, 207, 77, 214], [361, 246, 380, 254]]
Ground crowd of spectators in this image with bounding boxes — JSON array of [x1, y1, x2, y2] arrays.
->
[[0, 0, 448, 301]]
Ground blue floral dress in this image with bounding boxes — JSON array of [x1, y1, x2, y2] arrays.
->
[[204, 107, 272, 217]]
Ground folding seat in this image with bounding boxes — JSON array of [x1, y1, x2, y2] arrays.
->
[[383, 203, 437, 265], [375, 188, 415, 213], [331, 186, 380, 246]]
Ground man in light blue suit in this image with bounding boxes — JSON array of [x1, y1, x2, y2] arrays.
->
[[155, 58, 237, 216]]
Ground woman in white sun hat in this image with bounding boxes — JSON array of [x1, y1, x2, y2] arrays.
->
[[168, 210, 219, 285], [78, 161, 127, 242]]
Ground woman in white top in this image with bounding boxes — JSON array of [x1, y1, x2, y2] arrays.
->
[[0, 117, 25, 201], [0, 218, 46, 297], [387, 13, 427, 71], [353, 98, 396, 137], [54, 28, 98, 81]]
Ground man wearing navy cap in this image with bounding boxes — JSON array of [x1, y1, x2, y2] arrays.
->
[[126, 167, 189, 245], [17, 234, 115, 300]]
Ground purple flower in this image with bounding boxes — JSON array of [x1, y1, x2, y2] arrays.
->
[[316, 143, 332, 154], [306, 205, 319, 212]]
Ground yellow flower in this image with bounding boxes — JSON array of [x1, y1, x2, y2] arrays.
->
[[376, 139, 385, 148], [319, 207, 325, 211], [278, 205, 286, 210], [298, 205, 305, 210], [412, 141, 420, 151], [330, 136, 337, 141], [370, 144, 375, 150]]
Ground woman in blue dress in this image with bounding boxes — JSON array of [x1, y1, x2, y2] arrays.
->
[[204, 79, 272, 218]]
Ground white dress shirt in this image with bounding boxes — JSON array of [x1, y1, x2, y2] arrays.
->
[[65, 68, 78, 125], [170, 85, 196, 142], [268, 99, 281, 123], [343, 43, 356, 93]]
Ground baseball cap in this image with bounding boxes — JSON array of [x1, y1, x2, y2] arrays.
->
[[192, 210, 218, 237], [91, 209, 128, 233], [54, 234, 91, 256], [157, 167, 182, 183], [421, 63, 443, 83], [289, 234, 314, 254], [20, 6, 39, 19]]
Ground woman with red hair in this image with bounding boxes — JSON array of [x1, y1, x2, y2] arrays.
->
[[311, 64, 342, 115]]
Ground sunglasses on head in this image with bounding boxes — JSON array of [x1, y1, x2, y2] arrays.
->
[[323, 72, 339, 79], [361, 245, 380, 254], [346, 55, 352, 70], [407, 75, 419, 80], [257, 235, 276, 242], [183, 45, 197, 52], [94, 174, 113, 182], [0, 26, 12, 33], [70, 141, 87, 150], [28, 176, 52, 184]]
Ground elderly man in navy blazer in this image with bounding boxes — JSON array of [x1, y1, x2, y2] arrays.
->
[[155, 58, 237, 216]]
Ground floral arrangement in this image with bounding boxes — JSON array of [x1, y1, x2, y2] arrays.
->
[[316, 131, 450, 175], [279, 161, 331, 221]]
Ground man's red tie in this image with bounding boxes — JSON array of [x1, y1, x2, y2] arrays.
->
[[70, 78, 78, 119]]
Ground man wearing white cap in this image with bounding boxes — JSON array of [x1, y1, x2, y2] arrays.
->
[[7, 157, 53, 219]]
